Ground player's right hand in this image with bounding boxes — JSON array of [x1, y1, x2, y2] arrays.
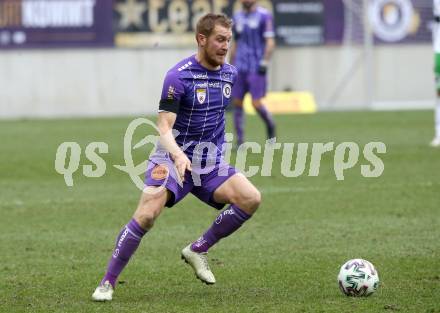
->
[[172, 151, 192, 182], [258, 60, 268, 75]]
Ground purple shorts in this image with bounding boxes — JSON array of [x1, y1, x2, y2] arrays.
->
[[232, 71, 267, 100], [144, 156, 237, 209]]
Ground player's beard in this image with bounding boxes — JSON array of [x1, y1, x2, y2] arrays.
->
[[203, 48, 225, 68], [242, 1, 255, 10]]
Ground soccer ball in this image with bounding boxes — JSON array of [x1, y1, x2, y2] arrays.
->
[[337, 259, 380, 297]]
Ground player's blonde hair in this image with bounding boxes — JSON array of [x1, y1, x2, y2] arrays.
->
[[195, 13, 232, 44]]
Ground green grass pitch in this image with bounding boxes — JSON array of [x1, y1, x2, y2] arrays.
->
[[0, 110, 439, 313]]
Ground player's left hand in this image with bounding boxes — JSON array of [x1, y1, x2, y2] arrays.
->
[[172, 151, 192, 182], [258, 60, 268, 75]]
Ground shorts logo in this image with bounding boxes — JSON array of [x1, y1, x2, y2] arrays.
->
[[151, 164, 169, 180], [196, 88, 206, 104], [223, 83, 231, 98]]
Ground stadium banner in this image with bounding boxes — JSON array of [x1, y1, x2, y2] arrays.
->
[[0, 0, 114, 49], [323, 0, 433, 44], [243, 91, 317, 115], [114, 0, 325, 48]]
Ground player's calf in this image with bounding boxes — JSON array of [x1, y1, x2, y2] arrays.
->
[[93, 188, 168, 301]]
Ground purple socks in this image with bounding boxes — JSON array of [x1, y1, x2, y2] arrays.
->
[[100, 207, 251, 287], [234, 106, 244, 145], [101, 219, 147, 288], [234, 105, 276, 144], [255, 105, 276, 139], [191, 204, 251, 253]]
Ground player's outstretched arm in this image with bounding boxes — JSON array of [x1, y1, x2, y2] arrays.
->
[[263, 37, 275, 63], [258, 37, 275, 74], [157, 112, 192, 181]]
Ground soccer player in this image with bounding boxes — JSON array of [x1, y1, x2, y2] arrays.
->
[[230, 0, 276, 146], [92, 13, 261, 301], [432, 0, 440, 147]]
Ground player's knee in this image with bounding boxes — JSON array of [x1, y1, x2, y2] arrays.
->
[[249, 189, 262, 211], [134, 210, 157, 229], [233, 99, 243, 108], [252, 99, 262, 108], [134, 189, 167, 229], [134, 199, 163, 229], [238, 189, 261, 214]]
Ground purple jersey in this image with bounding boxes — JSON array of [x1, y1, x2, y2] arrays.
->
[[157, 55, 237, 165], [233, 6, 275, 73]]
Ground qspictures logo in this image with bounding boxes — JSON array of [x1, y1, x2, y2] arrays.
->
[[54, 118, 386, 190]]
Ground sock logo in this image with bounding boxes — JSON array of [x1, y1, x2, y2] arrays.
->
[[113, 248, 119, 258], [118, 228, 129, 248], [193, 236, 207, 247], [215, 215, 222, 224], [215, 209, 235, 224]]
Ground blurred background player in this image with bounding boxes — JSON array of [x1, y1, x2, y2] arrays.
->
[[230, 0, 276, 146], [432, 0, 440, 147], [92, 13, 261, 301]]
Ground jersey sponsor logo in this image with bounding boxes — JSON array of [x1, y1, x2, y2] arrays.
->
[[195, 82, 208, 88], [222, 72, 233, 82], [208, 81, 221, 88], [236, 20, 244, 33], [167, 85, 175, 99], [223, 83, 231, 98], [151, 164, 169, 180], [192, 73, 208, 79], [196, 88, 207, 104], [248, 16, 260, 29], [236, 15, 260, 31]]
